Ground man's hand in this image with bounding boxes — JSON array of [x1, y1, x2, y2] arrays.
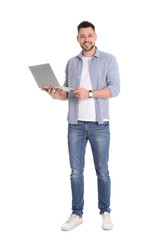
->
[[41, 86, 68, 100], [71, 87, 89, 100]]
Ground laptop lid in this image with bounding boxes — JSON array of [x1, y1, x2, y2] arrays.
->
[[29, 63, 61, 89]]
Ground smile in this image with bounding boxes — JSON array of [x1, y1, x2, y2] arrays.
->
[[83, 42, 91, 47]]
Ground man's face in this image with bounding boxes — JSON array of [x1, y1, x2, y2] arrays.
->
[[77, 27, 97, 52]]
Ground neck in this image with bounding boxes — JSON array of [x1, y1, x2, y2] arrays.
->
[[82, 46, 96, 57]]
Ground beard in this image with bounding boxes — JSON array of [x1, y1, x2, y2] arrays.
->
[[81, 42, 95, 52]]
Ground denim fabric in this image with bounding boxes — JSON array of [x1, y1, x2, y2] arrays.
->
[[64, 48, 120, 124], [68, 121, 111, 216]]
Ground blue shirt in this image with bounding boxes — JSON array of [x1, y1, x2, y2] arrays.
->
[[63, 48, 120, 124]]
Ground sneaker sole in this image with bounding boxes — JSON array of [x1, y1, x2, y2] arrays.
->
[[102, 224, 113, 230]]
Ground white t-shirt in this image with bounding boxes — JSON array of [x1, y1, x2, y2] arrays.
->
[[78, 56, 96, 122]]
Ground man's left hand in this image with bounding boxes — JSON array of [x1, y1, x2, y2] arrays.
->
[[71, 87, 89, 100]]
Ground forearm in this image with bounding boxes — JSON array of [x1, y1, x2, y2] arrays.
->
[[72, 86, 111, 100], [92, 87, 111, 99]]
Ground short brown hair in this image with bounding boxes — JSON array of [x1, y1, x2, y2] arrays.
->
[[77, 21, 95, 33]]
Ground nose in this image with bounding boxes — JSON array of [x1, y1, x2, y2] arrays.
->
[[84, 36, 89, 42]]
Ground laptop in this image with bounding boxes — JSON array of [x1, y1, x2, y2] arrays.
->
[[29, 63, 74, 92]]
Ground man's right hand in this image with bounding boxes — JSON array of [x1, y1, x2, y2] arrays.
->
[[41, 86, 68, 100]]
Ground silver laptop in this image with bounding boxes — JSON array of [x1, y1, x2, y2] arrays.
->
[[29, 63, 74, 92]]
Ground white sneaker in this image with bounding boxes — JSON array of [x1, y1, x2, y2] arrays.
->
[[61, 214, 83, 231], [102, 212, 113, 230]]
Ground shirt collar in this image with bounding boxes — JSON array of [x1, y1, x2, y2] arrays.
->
[[78, 47, 100, 59]]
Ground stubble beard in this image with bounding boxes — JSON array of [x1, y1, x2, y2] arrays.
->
[[81, 43, 95, 52]]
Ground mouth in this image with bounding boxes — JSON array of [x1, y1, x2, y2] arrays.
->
[[83, 42, 91, 47]]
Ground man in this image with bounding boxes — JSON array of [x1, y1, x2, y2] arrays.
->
[[42, 21, 120, 231]]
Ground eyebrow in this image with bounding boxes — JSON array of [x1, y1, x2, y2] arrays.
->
[[80, 33, 94, 36]]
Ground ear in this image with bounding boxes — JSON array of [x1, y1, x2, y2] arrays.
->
[[77, 35, 79, 42], [95, 34, 97, 41]]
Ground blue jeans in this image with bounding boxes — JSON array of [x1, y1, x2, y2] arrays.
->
[[68, 121, 111, 216]]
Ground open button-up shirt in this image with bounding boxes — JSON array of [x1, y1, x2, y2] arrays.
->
[[63, 48, 120, 124]]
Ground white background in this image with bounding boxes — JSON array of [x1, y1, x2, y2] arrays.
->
[[0, 0, 159, 239]]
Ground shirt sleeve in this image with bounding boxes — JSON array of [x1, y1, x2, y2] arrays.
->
[[107, 55, 120, 98], [63, 61, 69, 87]]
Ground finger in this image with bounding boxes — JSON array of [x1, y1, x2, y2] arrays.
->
[[41, 88, 48, 92], [51, 87, 55, 92], [49, 87, 56, 94], [48, 86, 52, 93], [72, 90, 79, 94], [53, 89, 63, 96], [57, 88, 63, 92], [56, 88, 63, 93]]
